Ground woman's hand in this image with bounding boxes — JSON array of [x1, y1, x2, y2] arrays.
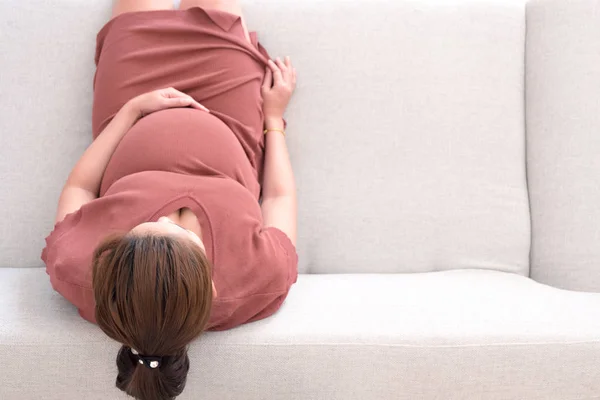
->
[[127, 87, 209, 118], [262, 57, 297, 127]]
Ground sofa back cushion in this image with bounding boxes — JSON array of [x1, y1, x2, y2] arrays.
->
[[0, 0, 112, 268], [0, 0, 530, 276], [526, 0, 600, 291], [246, 0, 530, 274]]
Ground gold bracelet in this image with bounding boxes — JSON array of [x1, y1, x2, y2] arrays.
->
[[264, 128, 286, 137]]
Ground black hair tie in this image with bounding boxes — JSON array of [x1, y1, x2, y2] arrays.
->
[[130, 348, 162, 369]]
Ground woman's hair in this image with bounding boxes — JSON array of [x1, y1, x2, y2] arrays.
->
[[92, 233, 213, 400]]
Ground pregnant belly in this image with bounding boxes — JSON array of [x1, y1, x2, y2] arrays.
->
[[100, 108, 259, 197]]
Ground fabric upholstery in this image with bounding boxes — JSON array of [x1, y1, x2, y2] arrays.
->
[[245, 0, 530, 275], [2, 0, 600, 399], [0, 0, 531, 276], [526, 0, 600, 292], [0, 0, 112, 268], [2, 268, 600, 400]]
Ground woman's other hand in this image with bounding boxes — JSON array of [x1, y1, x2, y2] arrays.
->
[[127, 87, 209, 118], [262, 57, 297, 127]]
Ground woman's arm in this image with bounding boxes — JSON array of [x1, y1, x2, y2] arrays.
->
[[54, 88, 207, 224], [55, 103, 138, 224], [260, 58, 298, 245], [261, 118, 297, 245]]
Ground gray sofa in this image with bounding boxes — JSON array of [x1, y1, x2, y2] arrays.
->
[[1, 0, 600, 399]]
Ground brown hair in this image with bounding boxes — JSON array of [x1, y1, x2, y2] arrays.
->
[[92, 233, 213, 400]]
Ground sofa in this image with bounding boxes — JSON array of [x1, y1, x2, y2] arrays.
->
[[1, 0, 599, 399]]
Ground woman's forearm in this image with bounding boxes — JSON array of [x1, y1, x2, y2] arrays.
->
[[65, 102, 139, 195], [261, 119, 297, 244], [262, 119, 296, 198]]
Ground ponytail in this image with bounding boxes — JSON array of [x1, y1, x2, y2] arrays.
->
[[116, 346, 190, 400]]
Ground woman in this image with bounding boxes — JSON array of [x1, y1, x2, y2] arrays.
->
[[41, 0, 298, 399]]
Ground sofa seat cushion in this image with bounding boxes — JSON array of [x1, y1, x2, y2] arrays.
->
[[1, 268, 599, 399]]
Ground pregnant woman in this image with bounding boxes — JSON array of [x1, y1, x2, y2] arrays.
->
[[41, 1, 298, 399]]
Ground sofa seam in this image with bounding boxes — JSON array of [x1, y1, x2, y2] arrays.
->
[[4, 340, 600, 348], [204, 340, 600, 348], [523, 0, 534, 280]]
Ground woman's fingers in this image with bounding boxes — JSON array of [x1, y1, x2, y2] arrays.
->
[[281, 56, 296, 86], [268, 59, 284, 86], [181, 97, 209, 112], [163, 88, 209, 112], [190, 101, 210, 112], [268, 57, 296, 89], [262, 67, 273, 90], [182, 95, 209, 112], [275, 57, 290, 82], [275, 57, 287, 71], [164, 97, 192, 107], [164, 87, 187, 98], [163, 96, 209, 112], [282, 55, 296, 86]]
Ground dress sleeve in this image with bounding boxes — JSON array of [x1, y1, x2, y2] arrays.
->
[[40, 207, 97, 324], [262, 227, 298, 287], [41, 209, 83, 275], [208, 226, 298, 330]]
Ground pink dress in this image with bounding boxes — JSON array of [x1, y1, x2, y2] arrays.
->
[[41, 8, 298, 330]]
